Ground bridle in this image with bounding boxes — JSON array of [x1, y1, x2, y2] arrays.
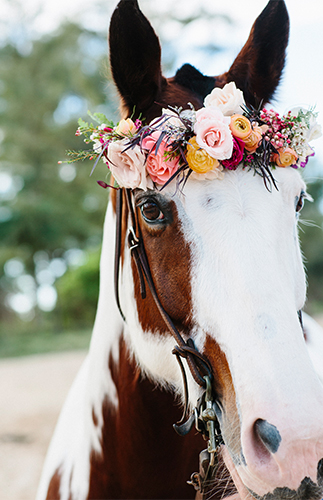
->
[[113, 187, 224, 496], [113, 187, 304, 497]]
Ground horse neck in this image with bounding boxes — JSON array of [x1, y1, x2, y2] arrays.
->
[[88, 332, 207, 499]]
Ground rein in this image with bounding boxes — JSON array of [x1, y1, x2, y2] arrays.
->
[[114, 187, 224, 496]]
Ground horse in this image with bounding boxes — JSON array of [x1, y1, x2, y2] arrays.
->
[[37, 1, 323, 499]]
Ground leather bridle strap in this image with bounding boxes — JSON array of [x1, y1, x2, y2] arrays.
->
[[114, 187, 213, 390], [114, 188, 126, 322]]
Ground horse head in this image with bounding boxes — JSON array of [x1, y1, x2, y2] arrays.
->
[[107, 1, 323, 498]]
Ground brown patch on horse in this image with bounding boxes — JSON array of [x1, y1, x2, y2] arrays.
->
[[204, 335, 242, 457], [217, 0, 289, 107], [87, 336, 208, 499], [92, 408, 99, 427], [132, 198, 194, 335], [46, 468, 61, 500]]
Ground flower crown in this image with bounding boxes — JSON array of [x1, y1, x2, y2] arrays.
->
[[66, 82, 322, 190]]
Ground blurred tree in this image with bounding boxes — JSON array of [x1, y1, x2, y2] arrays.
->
[[55, 249, 100, 329], [299, 177, 323, 314], [0, 23, 115, 326]]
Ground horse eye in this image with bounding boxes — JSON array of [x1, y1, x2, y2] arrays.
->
[[296, 192, 305, 213], [140, 201, 165, 222]]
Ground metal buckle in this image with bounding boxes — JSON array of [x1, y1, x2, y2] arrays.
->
[[201, 376, 222, 464], [128, 226, 139, 251]]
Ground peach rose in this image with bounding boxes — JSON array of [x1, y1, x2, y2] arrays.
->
[[107, 139, 147, 189], [194, 107, 233, 160], [186, 137, 220, 174], [142, 131, 179, 185], [114, 118, 137, 136], [273, 147, 298, 167], [230, 114, 252, 140]]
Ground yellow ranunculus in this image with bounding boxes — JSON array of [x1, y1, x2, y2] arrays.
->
[[243, 130, 262, 153], [115, 118, 137, 136], [273, 147, 298, 167], [186, 137, 220, 174], [230, 114, 252, 139]]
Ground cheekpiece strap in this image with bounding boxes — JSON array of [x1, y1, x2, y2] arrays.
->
[[113, 188, 224, 457]]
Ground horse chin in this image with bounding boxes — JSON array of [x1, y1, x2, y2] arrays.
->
[[221, 447, 323, 500], [221, 447, 256, 500]]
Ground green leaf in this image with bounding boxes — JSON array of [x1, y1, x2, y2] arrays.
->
[[78, 117, 89, 129], [64, 149, 99, 163]]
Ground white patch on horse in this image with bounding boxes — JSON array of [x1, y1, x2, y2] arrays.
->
[[174, 168, 323, 494], [303, 312, 323, 384], [120, 244, 185, 391], [254, 313, 278, 340], [36, 203, 123, 500]]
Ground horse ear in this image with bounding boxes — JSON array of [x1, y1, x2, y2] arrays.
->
[[109, 0, 163, 117], [222, 0, 289, 107]]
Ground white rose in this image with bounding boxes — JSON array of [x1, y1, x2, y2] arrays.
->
[[204, 81, 245, 116]]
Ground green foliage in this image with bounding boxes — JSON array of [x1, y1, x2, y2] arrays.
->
[[55, 250, 100, 329], [0, 22, 115, 332], [299, 177, 323, 314], [0, 23, 111, 255], [0, 326, 91, 358]]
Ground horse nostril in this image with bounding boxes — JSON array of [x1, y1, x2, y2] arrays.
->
[[254, 419, 282, 454], [317, 458, 323, 484]]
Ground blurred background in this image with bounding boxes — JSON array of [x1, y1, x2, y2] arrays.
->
[[1, 0, 323, 498]]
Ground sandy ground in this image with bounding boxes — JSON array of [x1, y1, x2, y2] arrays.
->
[[0, 351, 86, 500], [2, 315, 323, 500]]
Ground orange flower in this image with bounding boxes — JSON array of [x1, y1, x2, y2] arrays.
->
[[186, 137, 220, 174], [273, 147, 298, 167], [243, 130, 262, 153], [230, 114, 252, 139]]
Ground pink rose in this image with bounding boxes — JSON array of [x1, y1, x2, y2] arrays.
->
[[221, 137, 245, 170], [107, 139, 147, 189], [194, 107, 233, 160], [142, 131, 179, 185]]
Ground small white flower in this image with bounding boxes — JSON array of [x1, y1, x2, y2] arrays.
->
[[160, 109, 185, 129], [180, 108, 196, 125], [92, 139, 103, 153]]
